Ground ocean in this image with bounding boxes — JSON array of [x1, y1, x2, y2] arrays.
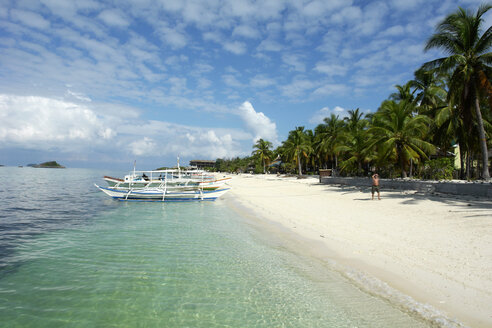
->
[[0, 167, 435, 327]]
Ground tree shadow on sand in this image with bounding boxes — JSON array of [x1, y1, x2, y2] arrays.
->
[[318, 183, 492, 215]]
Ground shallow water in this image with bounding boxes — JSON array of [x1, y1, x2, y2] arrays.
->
[[0, 167, 433, 327]]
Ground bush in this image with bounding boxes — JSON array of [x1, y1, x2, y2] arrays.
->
[[253, 163, 264, 174], [421, 158, 454, 180]]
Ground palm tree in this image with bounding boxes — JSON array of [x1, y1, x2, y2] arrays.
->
[[252, 138, 273, 174], [315, 114, 345, 170], [282, 127, 312, 176], [369, 100, 436, 178], [339, 109, 370, 175], [422, 4, 492, 179], [410, 68, 447, 115], [390, 81, 416, 103]]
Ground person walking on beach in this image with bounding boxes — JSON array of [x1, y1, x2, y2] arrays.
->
[[371, 173, 381, 200]]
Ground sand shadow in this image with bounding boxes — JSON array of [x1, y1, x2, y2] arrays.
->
[[318, 183, 492, 212]]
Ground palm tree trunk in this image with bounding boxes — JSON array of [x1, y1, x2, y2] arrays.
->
[[477, 154, 481, 179], [397, 144, 407, 178], [460, 147, 465, 179], [297, 152, 302, 176], [474, 96, 490, 179], [263, 159, 266, 174]]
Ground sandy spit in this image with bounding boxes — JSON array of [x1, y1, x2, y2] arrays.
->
[[223, 174, 492, 328]]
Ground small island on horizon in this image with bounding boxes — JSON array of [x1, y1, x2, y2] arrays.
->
[[28, 161, 66, 168]]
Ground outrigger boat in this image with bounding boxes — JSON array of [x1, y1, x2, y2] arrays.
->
[[95, 168, 231, 202]]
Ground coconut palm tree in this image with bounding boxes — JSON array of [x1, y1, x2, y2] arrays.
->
[[282, 126, 312, 176], [410, 68, 448, 116], [390, 81, 416, 103], [369, 100, 436, 178], [337, 109, 371, 175], [422, 4, 492, 179], [314, 114, 345, 170], [252, 138, 273, 174]]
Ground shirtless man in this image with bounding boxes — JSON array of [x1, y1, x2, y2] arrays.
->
[[371, 173, 381, 200]]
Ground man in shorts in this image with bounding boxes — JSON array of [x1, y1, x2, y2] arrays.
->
[[372, 173, 381, 200]]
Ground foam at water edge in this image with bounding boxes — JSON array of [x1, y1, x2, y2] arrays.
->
[[326, 259, 466, 328]]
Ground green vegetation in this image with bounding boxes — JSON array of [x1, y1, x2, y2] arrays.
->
[[214, 5, 491, 180], [252, 139, 273, 174], [34, 161, 65, 168], [214, 157, 253, 173], [419, 158, 455, 181]]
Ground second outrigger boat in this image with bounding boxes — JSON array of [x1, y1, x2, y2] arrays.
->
[[95, 167, 231, 202]]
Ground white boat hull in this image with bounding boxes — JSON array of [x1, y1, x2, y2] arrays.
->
[[95, 184, 230, 202], [102, 176, 231, 190]]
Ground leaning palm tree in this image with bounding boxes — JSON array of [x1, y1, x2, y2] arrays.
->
[[282, 127, 312, 176], [369, 100, 436, 178], [422, 4, 492, 179], [252, 138, 273, 174]]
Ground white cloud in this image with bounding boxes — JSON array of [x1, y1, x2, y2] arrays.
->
[[118, 120, 244, 159], [203, 31, 223, 43], [97, 9, 130, 28], [380, 25, 405, 37], [282, 54, 306, 72], [223, 74, 243, 87], [196, 77, 212, 89], [158, 25, 187, 49], [314, 63, 347, 77], [232, 25, 260, 39], [250, 75, 276, 88], [10, 9, 50, 29], [237, 101, 278, 144], [0, 94, 115, 151], [312, 84, 349, 96], [129, 137, 156, 156], [352, 2, 388, 36], [66, 90, 92, 102], [331, 6, 362, 24], [223, 41, 247, 55], [257, 38, 283, 52], [0, 94, 253, 160], [281, 79, 318, 98], [390, 0, 425, 11], [309, 106, 346, 124]]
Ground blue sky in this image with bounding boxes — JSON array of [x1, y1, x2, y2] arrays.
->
[[0, 0, 490, 169]]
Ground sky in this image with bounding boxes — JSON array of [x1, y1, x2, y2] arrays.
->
[[0, 0, 490, 169]]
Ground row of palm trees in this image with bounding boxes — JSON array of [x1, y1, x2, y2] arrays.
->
[[250, 5, 491, 180]]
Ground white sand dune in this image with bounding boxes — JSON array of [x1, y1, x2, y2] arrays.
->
[[224, 174, 492, 328]]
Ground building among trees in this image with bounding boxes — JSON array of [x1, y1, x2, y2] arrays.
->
[[189, 160, 216, 169]]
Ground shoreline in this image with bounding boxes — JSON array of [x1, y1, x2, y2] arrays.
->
[[222, 174, 492, 328]]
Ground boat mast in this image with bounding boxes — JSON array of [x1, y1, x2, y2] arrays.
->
[[177, 156, 181, 179]]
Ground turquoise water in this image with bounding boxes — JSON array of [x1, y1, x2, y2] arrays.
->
[[0, 168, 433, 327]]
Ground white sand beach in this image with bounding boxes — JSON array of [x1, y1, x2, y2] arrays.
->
[[224, 174, 492, 328]]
